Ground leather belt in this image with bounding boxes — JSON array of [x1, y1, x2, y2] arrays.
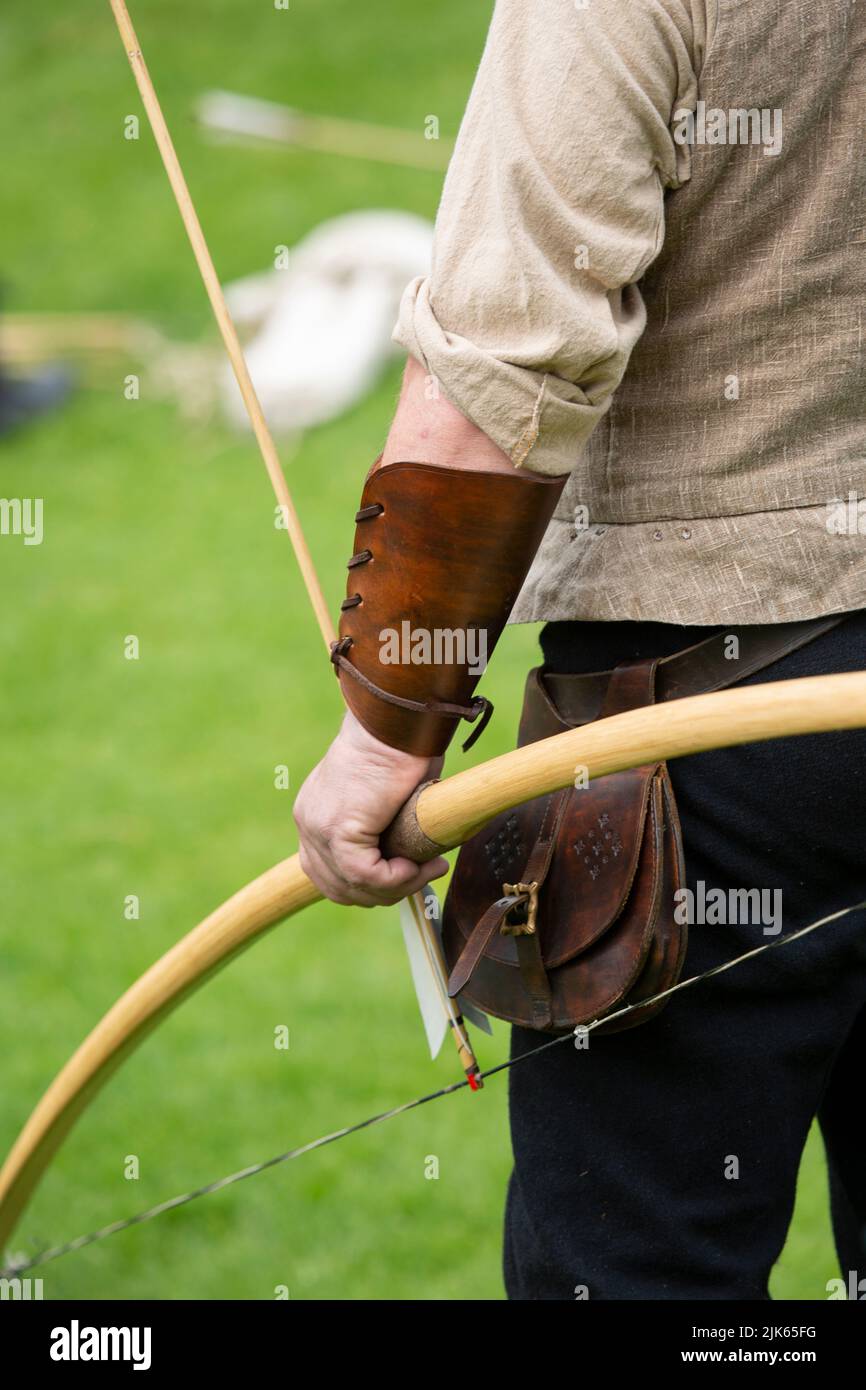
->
[[542, 615, 846, 727]]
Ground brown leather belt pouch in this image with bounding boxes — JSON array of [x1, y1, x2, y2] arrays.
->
[[441, 617, 843, 1034]]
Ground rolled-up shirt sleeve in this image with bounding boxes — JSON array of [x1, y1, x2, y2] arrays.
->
[[394, 0, 710, 475]]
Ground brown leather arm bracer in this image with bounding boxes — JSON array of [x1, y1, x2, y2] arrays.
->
[[331, 461, 562, 757]]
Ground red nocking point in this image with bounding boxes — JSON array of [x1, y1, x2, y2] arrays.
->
[[467, 1071, 482, 1092]]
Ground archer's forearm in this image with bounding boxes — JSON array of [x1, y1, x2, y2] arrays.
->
[[379, 355, 524, 478]]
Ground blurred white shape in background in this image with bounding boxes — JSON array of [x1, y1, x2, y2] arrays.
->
[[220, 209, 433, 433]]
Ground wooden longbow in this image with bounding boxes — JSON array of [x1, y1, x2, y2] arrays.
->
[[3, 669, 866, 1253]]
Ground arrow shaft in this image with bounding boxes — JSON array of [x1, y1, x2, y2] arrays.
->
[[107, 0, 480, 1083], [109, 0, 333, 649]]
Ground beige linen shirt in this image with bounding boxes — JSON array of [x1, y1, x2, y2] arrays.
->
[[394, 0, 866, 625]]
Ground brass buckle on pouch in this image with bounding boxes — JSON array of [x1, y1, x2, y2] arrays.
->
[[501, 880, 539, 936]]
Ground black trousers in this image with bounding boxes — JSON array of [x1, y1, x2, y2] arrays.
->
[[504, 613, 866, 1300]]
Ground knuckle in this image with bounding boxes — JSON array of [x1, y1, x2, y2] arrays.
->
[[317, 821, 336, 850]]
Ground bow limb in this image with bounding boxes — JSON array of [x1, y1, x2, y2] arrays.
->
[[3, 668, 866, 1253], [387, 669, 866, 855], [0, 857, 319, 1253]]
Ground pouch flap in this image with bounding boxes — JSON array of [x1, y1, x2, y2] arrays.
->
[[445, 762, 659, 969]]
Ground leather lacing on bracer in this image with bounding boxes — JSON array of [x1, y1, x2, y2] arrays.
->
[[334, 498, 494, 751], [330, 637, 493, 752]]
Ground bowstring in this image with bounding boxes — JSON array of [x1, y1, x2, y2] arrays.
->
[[3, 897, 864, 1278]]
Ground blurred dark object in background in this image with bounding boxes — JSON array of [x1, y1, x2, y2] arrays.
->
[[0, 287, 75, 439], [0, 359, 74, 439]]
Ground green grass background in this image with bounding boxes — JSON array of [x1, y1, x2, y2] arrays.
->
[[0, 0, 836, 1299]]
